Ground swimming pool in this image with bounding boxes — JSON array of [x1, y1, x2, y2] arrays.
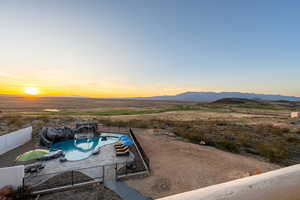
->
[[50, 136, 119, 161]]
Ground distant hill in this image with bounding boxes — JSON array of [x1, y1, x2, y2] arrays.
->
[[212, 98, 266, 105], [130, 92, 300, 102]]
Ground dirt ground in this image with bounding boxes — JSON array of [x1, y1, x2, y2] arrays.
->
[[30, 184, 122, 200], [125, 128, 279, 199]]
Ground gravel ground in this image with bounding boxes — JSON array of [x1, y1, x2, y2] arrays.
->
[[125, 128, 280, 199]]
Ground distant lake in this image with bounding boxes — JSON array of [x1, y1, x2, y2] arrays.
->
[[44, 109, 60, 112]]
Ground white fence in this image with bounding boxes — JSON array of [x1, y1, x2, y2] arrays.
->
[[158, 164, 300, 200], [0, 127, 32, 155], [0, 165, 24, 189]]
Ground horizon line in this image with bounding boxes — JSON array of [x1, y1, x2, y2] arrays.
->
[[1, 91, 300, 99]]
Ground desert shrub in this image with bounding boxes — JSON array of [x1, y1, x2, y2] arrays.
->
[[281, 128, 290, 133], [286, 136, 300, 143], [255, 125, 290, 136], [7, 116, 24, 127], [98, 119, 122, 127], [128, 120, 151, 128], [215, 120, 228, 126], [237, 134, 253, 148], [217, 139, 240, 153], [185, 129, 204, 143], [173, 126, 188, 137], [257, 142, 289, 163]]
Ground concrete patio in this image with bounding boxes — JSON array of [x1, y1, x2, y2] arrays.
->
[[24, 144, 135, 187]]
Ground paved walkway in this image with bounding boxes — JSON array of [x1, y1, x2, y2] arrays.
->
[[105, 181, 151, 200]]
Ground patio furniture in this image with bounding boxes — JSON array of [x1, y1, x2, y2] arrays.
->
[[115, 146, 129, 152], [16, 149, 49, 162], [116, 149, 129, 156], [59, 157, 67, 162], [115, 144, 127, 149], [25, 162, 45, 173], [114, 142, 123, 147]]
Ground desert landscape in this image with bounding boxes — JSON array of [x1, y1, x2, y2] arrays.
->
[[1, 2, 300, 199], [0, 96, 299, 198]]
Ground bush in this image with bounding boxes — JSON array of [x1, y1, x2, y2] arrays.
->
[[128, 120, 151, 129], [255, 125, 290, 136], [286, 136, 300, 143], [215, 120, 228, 126], [217, 140, 240, 153], [257, 142, 289, 163]]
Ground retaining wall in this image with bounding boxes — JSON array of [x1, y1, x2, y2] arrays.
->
[[0, 127, 32, 155], [0, 165, 24, 189]]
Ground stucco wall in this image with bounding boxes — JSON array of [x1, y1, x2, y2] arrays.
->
[[0, 165, 24, 189], [157, 164, 300, 200], [0, 127, 32, 155]]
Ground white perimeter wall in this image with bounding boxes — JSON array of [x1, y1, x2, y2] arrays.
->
[[0, 165, 24, 189], [157, 164, 300, 200], [0, 127, 32, 155]]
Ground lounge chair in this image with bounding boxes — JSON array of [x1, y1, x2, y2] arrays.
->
[[115, 144, 126, 149], [25, 162, 45, 173], [114, 142, 123, 147], [116, 149, 129, 156], [59, 157, 67, 162], [115, 146, 129, 152], [115, 144, 127, 149]]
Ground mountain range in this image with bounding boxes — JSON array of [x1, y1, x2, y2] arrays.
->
[[1, 92, 300, 102], [129, 92, 300, 102]]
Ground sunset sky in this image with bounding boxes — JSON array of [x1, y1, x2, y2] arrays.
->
[[0, 0, 300, 97]]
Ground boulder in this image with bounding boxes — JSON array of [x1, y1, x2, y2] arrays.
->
[[40, 127, 75, 147], [40, 123, 99, 147]]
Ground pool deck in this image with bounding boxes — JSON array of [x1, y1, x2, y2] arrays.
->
[[25, 144, 135, 187], [101, 133, 125, 137]]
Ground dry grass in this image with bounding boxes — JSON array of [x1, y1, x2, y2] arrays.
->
[[0, 96, 299, 165]]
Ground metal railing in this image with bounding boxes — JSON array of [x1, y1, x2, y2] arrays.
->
[[129, 129, 151, 171], [23, 162, 130, 192]]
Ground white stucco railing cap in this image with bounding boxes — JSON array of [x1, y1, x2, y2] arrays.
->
[[157, 164, 300, 200]]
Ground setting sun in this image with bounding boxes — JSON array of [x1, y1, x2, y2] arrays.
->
[[24, 87, 39, 95]]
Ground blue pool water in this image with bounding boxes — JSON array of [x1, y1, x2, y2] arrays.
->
[[50, 136, 119, 161]]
